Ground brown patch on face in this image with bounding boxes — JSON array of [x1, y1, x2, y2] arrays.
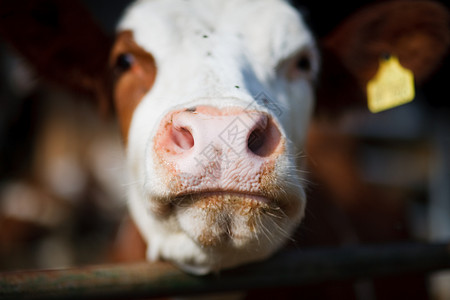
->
[[110, 30, 157, 142]]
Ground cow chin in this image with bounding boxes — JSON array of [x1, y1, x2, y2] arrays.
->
[[173, 191, 304, 273], [176, 193, 292, 248], [140, 175, 305, 273]]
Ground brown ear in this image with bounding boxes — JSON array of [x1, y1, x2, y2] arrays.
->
[[0, 0, 113, 113], [315, 0, 450, 116]]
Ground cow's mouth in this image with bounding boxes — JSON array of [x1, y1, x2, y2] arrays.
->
[[172, 190, 288, 248], [173, 191, 272, 205]]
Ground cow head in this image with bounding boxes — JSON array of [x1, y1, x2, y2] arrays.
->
[[110, 0, 318, 274]]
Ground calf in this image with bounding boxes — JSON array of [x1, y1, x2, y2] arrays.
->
[[109, 0, 318, 274]]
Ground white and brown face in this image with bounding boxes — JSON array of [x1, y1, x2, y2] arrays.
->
[[110, 0, 318, 274]]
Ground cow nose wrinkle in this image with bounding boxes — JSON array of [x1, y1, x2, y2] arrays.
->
[[248, 117, 281, 157]]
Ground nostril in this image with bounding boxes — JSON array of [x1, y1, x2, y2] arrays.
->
[[247, 118, 281, 157], [248, 128, 266, 155], [172, 126, 194, 150]]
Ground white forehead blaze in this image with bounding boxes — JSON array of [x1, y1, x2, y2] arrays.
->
[[118, 1, 316, 92], [119, 1, 314, 61]]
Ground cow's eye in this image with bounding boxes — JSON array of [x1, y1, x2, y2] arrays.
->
[[296, 54, 311, 72], [115, 53, 135, 72], [283, 49, 316, 81]]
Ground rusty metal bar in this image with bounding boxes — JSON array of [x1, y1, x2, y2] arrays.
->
[[1, 242, 450, 300]]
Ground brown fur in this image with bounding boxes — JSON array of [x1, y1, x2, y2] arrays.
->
[[110, 216, 146, 262], [110, 31, 157, 142]]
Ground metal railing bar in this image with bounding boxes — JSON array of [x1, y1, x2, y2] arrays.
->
[[1, 242, 450, 300]]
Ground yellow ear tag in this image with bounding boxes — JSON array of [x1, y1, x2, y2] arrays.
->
[[367, 55, 415, 113]]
